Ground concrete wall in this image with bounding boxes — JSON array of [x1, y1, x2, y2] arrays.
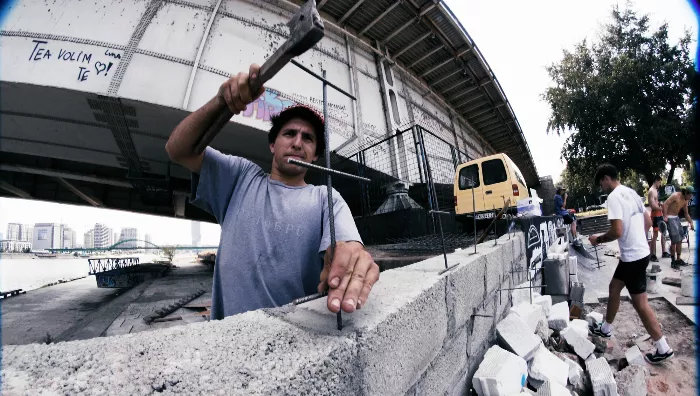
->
[[1, 233, 534, 395], [0, 0, 494, 158]]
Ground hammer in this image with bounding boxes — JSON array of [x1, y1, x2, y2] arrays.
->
[[193, 0, 325, 154]]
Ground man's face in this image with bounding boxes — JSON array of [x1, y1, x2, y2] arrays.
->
[[269, 117, 319, 177], [599, 176, 614, 194], [654, 180, 661, 188], [684, 193, 693, 202]]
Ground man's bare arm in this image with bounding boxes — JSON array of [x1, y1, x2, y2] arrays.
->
[[596, 219, 623, 243], [648, 190, 661, 211], [165, 64, 264, 173]]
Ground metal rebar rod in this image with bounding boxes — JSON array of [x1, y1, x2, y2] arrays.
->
[[429, 210, 452, 216], [594, 245, 601, 269], [437, 261, 460, 275], [321, 71, 342, 331], [500, 285, 547, 291], [472, 180, 477, 254], [287, 158, 370, 183], [292, 291, 328, 305], [472, 314, 493, 318], [291, 59, 356, 100]]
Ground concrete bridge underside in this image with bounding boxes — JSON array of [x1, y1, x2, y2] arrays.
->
[[0, 81, 275, 222]]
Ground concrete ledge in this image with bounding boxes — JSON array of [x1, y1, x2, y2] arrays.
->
[[2, 234, 528, 396]]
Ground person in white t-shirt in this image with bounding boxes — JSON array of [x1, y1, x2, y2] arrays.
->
[[588, 164, 673, 365]]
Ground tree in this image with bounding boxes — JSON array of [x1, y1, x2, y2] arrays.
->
[[161, 246, 176, 263], [543, 4, 695, 186]]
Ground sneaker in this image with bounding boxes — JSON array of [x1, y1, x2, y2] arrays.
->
[[678, 259, 689, 266], [645, 349, 674, 365], [671, 261, 681, 270], [589, 322, 612, 338], [662, 252, 671, 259], [650, 255, 659, 262]]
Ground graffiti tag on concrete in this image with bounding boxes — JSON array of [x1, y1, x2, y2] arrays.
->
[[27, 40, 119, 82]]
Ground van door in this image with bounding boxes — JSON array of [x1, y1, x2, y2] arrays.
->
[[455, 163, 484, 215], [482, 156, 511, 211]]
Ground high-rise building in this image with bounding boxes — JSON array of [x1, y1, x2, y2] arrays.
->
[[62, 227, 76, 249], [119, 228, 138, 248], [33, 223, 61, 251], [145, 234, 152, 245], [113, 232, 119, 246], [6, 223, 21, 241], [0, 232, 3, 241], [191, 221, 201, 247], [84, 229, 94, 249], [93, 223, 114, 249], [21, 225, 33, 242]]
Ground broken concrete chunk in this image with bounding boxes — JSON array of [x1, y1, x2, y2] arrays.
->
[[533, 295, 552, 317], [473, 345, 528, 396], [592, 336, 608, 353], [510, 303, 546, 333], [548, 302, 569, 331], [624, 346, 644, 367], [586, 312, 604, 327], [527, 346, 569, 389], [535, 380, 571, 396], [558, 354, 588, 395], [614, 365, 647, 396], [535, 316, 551, 345], [497, 313, 543, 361], [569, 319, 589, 339], [561, 326, 595, 360], [586, 357, 618, 396]]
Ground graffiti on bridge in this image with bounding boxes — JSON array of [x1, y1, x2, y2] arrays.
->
[[27, 39, 120, 82], [88, 257, 140, 274], [96, 273, 144, 288]]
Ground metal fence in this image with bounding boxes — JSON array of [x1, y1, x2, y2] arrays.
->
[[329, 124, 471, 246]]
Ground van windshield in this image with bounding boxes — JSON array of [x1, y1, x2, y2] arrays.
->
[[459, 165, 480, 189], [482, 159, 508, 185]]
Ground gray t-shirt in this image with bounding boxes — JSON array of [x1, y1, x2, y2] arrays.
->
[[190, 147, 362, 320]]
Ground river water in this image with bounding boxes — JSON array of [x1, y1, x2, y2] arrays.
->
[[0, 255, 159, 292]]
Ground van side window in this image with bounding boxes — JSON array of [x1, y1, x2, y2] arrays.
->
[[459, 165, 480, 189], [482, 159, 508, 185], [511, 161, 526, 186]]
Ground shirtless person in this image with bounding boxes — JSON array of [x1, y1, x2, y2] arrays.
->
[[647, 176, 668, 261], [663, 186, 695, 267]]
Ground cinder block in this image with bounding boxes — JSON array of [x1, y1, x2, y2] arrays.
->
[[473, 345, 528, 396], [570, 282, 585, 304], [510, 304, 545, 333], [414, 327, 468, 396], [624, 346, 644, 367], [548, 301, 569, 331], [569, 255, 578, 276], [569, 319, 589, 339], [512, 284, 541, 307], [496, 312, 542, 361], [586, 312, 604, 327], [294, 269, 448, 396], [527, 347, 569, 389], [533, 295, 552, 317], [536, 380, 571, 396], [561, 326, 595, 360], [586, 357, 618, 396]]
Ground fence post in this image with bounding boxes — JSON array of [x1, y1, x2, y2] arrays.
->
[[417, 127, 449, 267]]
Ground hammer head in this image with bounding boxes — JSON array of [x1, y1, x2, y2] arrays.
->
[[286, 0, 325, 56]]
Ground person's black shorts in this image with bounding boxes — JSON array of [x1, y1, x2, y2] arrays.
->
[[612, 255, 650, 294], [562, 214, 575, 225], [652, 216, 664, 230]]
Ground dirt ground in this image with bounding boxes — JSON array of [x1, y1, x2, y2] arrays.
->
[[589, 299, 697, 396]]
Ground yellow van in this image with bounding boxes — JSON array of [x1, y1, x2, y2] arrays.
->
[[454, 153, 530, 220]]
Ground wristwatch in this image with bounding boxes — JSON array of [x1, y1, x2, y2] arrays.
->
[[596, 236, 602, 244]]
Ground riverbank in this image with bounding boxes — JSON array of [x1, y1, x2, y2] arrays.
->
[[1, 255, 213, 345]]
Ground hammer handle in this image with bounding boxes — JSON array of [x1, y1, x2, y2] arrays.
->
[[193, 56, 286, 155]]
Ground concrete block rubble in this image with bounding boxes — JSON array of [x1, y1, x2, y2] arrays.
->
[[474, 290, 651, 396]]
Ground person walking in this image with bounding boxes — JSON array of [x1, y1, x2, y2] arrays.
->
[[588, 164, 673, 364]]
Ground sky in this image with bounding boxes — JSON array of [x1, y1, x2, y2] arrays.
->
[[445, 0, 698, 184], [0, 0, 697, 244]]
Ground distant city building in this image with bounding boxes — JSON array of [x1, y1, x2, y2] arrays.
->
[[32, 223, 61, 251], [21, 224, 33, 242], [0, 232, 3, 241], [62, 226, 76, 249], [113, 232, 119, 247], [119, 228, 138, 248], [6, 223, 21, 241], [191, 221, 201, 247], [84, 229, 94, 249], [93, 223, 114, 249], [145, 234, 152, 246], [1, 240, 31, 252]]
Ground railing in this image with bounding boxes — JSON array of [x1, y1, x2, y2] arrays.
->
[[87, 257, 140, 275]]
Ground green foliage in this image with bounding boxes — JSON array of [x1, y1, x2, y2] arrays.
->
[[543, 4, 695, 186], [161, 246, 176, 263]]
